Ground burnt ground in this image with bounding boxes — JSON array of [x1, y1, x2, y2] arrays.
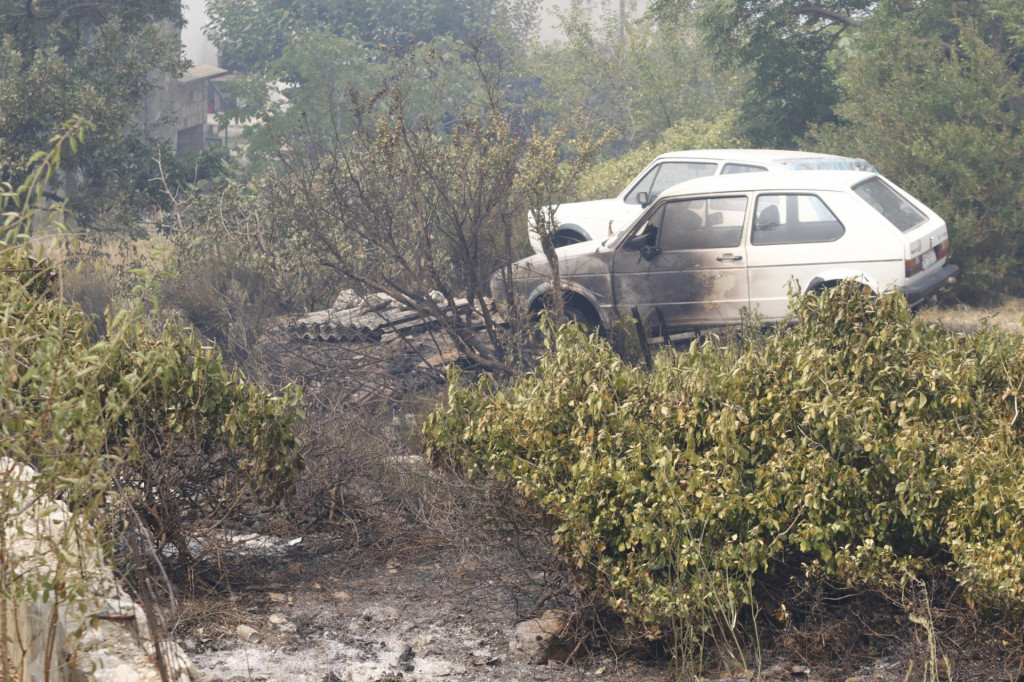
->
[[173, 532, 673, 682], [167, 446, 680, 682], [170, 496, 1024, 682], [170, 301, 1024, 682]]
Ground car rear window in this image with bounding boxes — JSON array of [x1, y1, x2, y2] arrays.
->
[[853, 177, 926, 232], [722, 163, 768, 174]]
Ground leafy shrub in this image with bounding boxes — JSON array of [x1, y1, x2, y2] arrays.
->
[[2, 123, 304, 678], [0, 241, 304, 565], [423, 284, 1024, 647]]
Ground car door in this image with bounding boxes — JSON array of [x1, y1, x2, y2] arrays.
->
[[745, 192, 854, 320], [611, 195, 750, 332]]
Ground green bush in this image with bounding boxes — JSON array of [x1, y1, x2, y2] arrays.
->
[[424, 284, 1024, 645], [2, 132, 304, 566], [0, 242, 304, 564]]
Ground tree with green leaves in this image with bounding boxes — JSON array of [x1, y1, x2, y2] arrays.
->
[[810, 0, 1024, 296], [204, 0, 536, 73], [526, 3, 745, 152], [204, 0, 540, 166], [649, 0, 874, 147], [0, 0, 189, 231]]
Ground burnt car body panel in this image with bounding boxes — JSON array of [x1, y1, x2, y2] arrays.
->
[[499, 171, 959, 334]]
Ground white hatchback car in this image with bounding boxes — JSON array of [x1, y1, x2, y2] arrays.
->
[[498, 170, 958, 334], [530, 149, 876, 252]]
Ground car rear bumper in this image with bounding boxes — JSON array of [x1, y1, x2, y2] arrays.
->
[[899, 263, 960, 305]]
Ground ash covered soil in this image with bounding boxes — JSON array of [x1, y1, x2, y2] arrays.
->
[[170, 433, 675, 682], [173, 473, 1024, 682], [179, 539, 670, 682], [174, 299, 1024, 682]]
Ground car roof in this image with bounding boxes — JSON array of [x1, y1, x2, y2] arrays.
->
[[654, 149, 867, 164], [658, 169, 879, 199]]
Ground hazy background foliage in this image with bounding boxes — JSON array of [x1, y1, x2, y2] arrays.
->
[[3, 0, 1024, 673], [179, 0, 1024, 298], [2, 0, 1021, 292]]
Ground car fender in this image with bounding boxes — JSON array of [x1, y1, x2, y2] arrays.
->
[[553, 223, 591, 242], [805, 270, 885, 295], [526, 279, 606, 322], [527, 220, 594, 253], [529, 198, 625, 253]]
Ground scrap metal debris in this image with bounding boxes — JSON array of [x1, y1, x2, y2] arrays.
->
[[289, 290, 491, 342], [276, 289, 499, 409]]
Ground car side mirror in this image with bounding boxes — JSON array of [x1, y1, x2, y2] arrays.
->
[[640, 244, 662, 261], [624, 228, 654, 251], [636, 191, 650, 207]]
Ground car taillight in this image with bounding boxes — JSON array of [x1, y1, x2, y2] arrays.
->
[[905, 255, 923, 277], [905, 238, 949, 277]]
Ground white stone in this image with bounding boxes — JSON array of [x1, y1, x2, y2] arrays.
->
[[1, 458, 197, 681], [235, 625, 261, 643], [508, 610, 569, 665]]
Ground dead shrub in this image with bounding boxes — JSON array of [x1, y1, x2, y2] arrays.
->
[[160, 261, 275, 364]]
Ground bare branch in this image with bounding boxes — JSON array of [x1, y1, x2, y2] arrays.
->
[[790, 5, 859, 27]]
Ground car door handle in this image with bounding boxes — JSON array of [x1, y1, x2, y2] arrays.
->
[[716, 253, 743, 262]]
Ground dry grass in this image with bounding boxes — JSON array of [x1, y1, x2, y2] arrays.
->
[[169, 592, 252, 636], [917, 295, 1024, 333], [36, 232, 177, 332]]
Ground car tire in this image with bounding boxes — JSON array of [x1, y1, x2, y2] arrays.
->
[[563, 298, 599, 330], [552, 232, 586, 248], [818, 280, 875, 296]]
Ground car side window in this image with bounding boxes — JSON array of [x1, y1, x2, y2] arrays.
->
[[721, 163, 768, 174], [751, 194, 845, 246], [624, 162, 717, 205], [658, 196, 747, 251]]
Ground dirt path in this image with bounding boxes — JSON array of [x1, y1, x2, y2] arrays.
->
[[180, 539, 669, 682]]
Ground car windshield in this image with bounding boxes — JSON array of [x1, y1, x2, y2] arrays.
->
[[607, 203, 661, 249], [624, 162, 717, 204], [853, 176, 926, 232]]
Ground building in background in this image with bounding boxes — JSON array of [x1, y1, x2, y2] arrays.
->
[[141, 1, 229, 156]]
